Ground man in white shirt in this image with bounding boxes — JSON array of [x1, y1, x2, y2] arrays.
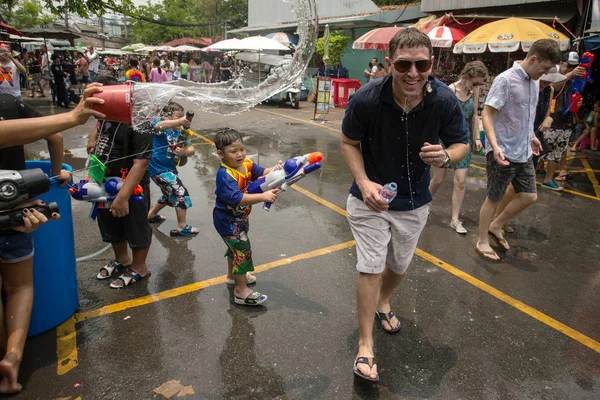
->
[[40, 44, 52, 85], [0, 43, 27, 100], [86, 46, 100, 82], [475, 39, 561, 261]]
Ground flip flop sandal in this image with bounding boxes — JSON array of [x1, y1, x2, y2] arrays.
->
[[148, 214, 166, 223], [226, 274, 257, 285], [375, 310, 402, 334], [109, 268, 151, 289], [353, 357, 379, 382], [234, 291, 267, 306], [475, 247, 501, 262], [170, 225, 199, 237], [96, 260, 127, 280], [488, 231, 510, 251], [555, 173, 571, 181]]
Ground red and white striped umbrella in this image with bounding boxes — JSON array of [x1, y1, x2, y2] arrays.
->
[[423, 26, 466, 48], [352, 27, 404, 51]]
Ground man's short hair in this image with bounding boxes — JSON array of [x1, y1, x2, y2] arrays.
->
[[130, 59, 139, 68], [526, 39, 562, 64], [95, 75, 121, 86], [372, 57, 378, 62], [389, 28, 433, 59], [214, 128, 243, 151]]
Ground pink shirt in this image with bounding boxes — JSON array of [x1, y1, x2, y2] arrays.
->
[[150, 67, 168, 83]]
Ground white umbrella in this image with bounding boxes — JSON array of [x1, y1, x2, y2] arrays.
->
[[239, 36, 290, 51], [171, 45, 202, 52], [205, 38, 244, 51]]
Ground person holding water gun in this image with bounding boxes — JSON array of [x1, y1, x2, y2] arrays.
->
[[86, 75, 154, 288]]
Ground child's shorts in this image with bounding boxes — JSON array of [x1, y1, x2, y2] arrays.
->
[[152, 171, 193, 210], [222, 232, 254, 275], [96, 183, 152, 249], [0, 232, 34, 264]]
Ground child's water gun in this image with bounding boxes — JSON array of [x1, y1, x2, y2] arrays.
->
[[247, 152, 324, 211], [168, 111, 195, 166], [70, 176, 144, 220], [565, 52, 594, 115]]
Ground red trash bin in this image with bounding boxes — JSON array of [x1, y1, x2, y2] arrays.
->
[[329, 78, 344, 107]]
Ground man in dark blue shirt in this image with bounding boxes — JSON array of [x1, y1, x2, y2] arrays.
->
[[341, 28, 469, 383]]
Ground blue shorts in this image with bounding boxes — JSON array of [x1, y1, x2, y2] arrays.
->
[[0, 233, 34, 263]]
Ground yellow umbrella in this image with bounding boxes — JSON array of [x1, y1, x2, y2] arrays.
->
[[453, 17, 570, 54]]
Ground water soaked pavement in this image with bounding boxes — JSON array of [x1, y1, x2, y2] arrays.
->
[[14, 99, 600, 399]]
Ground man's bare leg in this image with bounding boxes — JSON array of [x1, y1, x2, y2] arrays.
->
[[129, 247, 150, 277], [490, 193, 537, 242], [476, 197, 501, 259], [376, 267, 405, 332], [429, 167, 447, 197], [356, 272, 381, 380]]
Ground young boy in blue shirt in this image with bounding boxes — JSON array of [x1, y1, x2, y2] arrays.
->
[[213, 129, 280, 306], [147, 102, 198, 236]]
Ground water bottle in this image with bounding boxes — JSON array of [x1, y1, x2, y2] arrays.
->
[[380, 182, 398, 204]]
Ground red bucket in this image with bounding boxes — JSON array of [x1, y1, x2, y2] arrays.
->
[[91, 82, 134, 125]]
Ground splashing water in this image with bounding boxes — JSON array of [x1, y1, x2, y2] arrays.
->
[[131, 0, 319, 130], [404, 98, 415, 209]]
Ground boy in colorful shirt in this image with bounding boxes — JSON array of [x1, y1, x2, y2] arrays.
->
[[147, 102, 197, 236], [213, 129, 280, 306], [125, 59, 146, 82]]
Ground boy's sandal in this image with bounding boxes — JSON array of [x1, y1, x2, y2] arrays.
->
[[353, 357, 379, 382], [109, 268, 151, 289], [555, 172, 571, 181], [96, 260, 127, 280], [170, 225, 199, 237], [148, 214, 166, 223], [375, 310, 402, 334], [226, 273, 257, 285], [234, 291, 267, 306]]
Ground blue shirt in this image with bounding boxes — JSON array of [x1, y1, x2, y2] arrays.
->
[[148, 118, 191, 176], [484, 62, 539, 163], [342, 75, 469, 211], [213, 158, 265, 237]]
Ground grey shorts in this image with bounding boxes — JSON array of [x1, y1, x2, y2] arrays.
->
[[346, 195, 429, 275], [0, 232, 34, 263], [486, 152, 537, 201], [542, 128, 571, 163], [31, 73, 41, 85]]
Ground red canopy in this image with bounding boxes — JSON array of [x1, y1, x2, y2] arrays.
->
[[352, 27, 404, 51], [164, 37, 212, 47], [0, 21, 22, 36]]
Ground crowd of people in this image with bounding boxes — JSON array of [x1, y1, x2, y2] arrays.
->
[[0, 26, 594, 393]]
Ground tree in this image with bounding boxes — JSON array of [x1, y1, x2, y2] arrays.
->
[[315, 31, 350, 67], [40, 0, 135, 18], [372, 0, 420, 6], [8, 0, 54, 28]]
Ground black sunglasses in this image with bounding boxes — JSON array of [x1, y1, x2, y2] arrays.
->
[[393, 59, 432, 73]]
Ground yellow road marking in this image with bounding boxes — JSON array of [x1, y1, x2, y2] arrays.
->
[[415, 249, 600, 353], [581, 158, 600, 198], [255, 108, 342, 134], [56, 316, 78, 375], [290, 184, 600, 354], [75, 240, 355, 324]]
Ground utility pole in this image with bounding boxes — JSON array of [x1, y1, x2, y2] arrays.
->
[[64, 1, 69, 30], [100, 15, 105, 49]]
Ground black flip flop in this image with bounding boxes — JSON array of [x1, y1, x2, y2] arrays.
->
[[353, 357, 379, 382], [375, 310, 401, 334]]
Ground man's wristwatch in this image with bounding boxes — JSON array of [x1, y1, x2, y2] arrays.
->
[[442, 150, 452, 168]]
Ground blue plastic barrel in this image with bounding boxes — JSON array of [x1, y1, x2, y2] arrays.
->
[[26, 161, 78, 336]]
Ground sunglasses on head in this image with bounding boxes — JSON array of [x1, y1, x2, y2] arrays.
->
[[393, 59, 432, 73]]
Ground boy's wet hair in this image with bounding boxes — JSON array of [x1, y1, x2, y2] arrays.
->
[[95, 75, 121, 86], [162, 101, 184, 116], [214, 128, 243, 151]]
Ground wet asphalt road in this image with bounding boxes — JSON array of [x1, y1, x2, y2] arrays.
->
[[12, 98, 600, 399]]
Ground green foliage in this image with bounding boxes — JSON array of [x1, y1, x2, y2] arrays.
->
[[315, 30, 350, 67], [130, 0, 248, 44], [0, 0, 54, 28], [41, 0, 135, 18]]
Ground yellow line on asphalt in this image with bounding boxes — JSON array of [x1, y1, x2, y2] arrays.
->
[[75, 240, 355, 323], [255, 108, 342, 134], [290, 184, 600, 354], [414, 249, 600, 353], [581, 158, 600, 198], [56, 316, 78, 375]]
